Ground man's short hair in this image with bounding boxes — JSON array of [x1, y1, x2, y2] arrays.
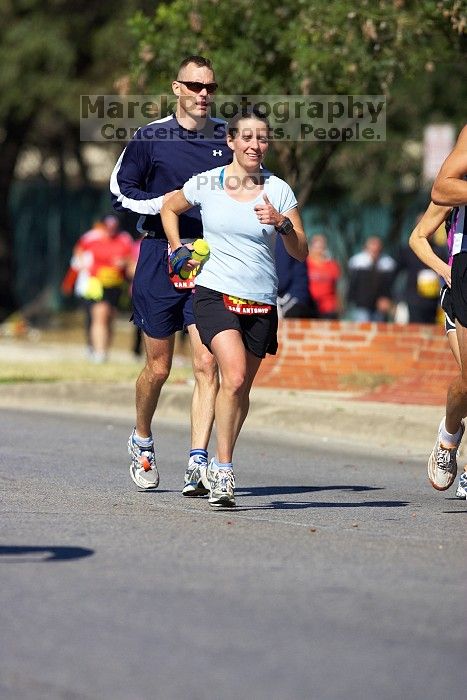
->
[[178, 55, 213, 75]]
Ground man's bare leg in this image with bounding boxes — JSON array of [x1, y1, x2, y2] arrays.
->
[[428, 320, 467, 491], [135, 333, 175, 438], [445, 321, 467, 440], [186, 324, 218, 450], [445, 324, 467, 494], [128, 332, 174, 490], [179, 325, 218, 497]]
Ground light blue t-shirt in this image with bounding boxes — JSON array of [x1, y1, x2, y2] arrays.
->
[[182, 166, 297, 304]]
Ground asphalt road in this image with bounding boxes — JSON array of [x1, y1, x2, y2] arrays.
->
[[1, 408, 466, 700]]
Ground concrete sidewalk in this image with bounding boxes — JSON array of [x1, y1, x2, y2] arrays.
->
[[0, 376, 444, 456], [0, 333, 448, 456]]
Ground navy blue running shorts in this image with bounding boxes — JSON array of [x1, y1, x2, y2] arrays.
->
[[131, 237, 195, 338], [193, 285, 278, 358]]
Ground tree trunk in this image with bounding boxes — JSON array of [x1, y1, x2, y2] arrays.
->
[[296, 141, 343, 209], [386, 192, 412, 250], [272, 141, 342, 209]]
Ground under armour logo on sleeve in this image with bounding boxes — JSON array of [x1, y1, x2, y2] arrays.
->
[[212, 149, 223, 156]]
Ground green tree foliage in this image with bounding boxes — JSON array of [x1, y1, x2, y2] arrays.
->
[[0, 0, 151, 319], [131, 0, 464, 94], [130, 0, 465, 252], [1, 1, 464, 317]]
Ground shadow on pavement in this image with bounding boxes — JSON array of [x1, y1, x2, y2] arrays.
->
[[442, 510, 466, 514], [234, 485, 408, 512], [0, 546, 94, 562], [236, 501, 410, 511], [237, 485, 383, 496]]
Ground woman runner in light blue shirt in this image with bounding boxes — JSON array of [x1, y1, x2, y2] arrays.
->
[[161, 111, 308, 508]]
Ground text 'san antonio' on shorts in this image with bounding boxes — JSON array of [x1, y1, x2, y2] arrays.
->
[[193, 285, 278, 358]]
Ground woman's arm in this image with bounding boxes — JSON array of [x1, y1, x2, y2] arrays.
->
[[254, 195, 308, 261], [280, 207, 308, 262], [408, 202, 452, 286], [160, 190, 192, 251], [431, 125, 467, 206]]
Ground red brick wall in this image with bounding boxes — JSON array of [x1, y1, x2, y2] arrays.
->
[[255, 320, 458, 405]]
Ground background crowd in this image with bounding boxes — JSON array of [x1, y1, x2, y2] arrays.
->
[[276, 218, 448, 325], [59, 208, 449, 361]]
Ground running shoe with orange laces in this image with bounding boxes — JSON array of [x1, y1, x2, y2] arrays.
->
[[128, 430, 159, 489]]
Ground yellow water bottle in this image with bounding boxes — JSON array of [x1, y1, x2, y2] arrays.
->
[[84, 276, 104, 301], [179, 239, 210, 279]]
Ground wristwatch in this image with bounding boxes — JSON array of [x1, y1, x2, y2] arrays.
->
[[275, 217, 294, 236]]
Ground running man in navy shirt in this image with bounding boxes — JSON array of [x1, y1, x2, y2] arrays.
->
[[110, 56, 232, 494]]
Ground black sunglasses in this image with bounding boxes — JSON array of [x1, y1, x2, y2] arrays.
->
[[177, 80, 218, 94]]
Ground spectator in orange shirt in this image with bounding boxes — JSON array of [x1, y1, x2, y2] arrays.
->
[[306, 234, 341, 319], [69, 215, 134, 362]]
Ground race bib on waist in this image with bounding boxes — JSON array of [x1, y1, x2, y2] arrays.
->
[[223, 294, 272, 315]]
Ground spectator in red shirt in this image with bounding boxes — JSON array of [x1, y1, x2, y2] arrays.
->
[[69, 215, 134, 362], [306, 234, 341, 319]]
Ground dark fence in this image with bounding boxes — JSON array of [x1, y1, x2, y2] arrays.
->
[[9, 179, 425, 310]]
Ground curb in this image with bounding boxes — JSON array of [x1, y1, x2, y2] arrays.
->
[[0, 381, 443, 455]]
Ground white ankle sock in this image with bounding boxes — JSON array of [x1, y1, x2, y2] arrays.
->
[[134, 431, 153, 448], [212, 459, 233, 470], [440, 420, 462, 447]]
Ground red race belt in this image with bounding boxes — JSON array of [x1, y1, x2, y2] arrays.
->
[[223, 294, 272, 315]]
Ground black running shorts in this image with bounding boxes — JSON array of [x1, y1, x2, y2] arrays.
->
[[450, 252, 467, 328], [193, 285, 278, 358], [440, 284, 456, 334]]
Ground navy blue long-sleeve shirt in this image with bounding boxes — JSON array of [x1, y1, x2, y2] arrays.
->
[[110, 115, 232, 239], [275, 234, 311, 304]]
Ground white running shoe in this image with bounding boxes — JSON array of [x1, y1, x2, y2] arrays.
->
[[455, 471, 467, 499], [206, 459, 235, 508], [427, 419, 465, 491], [182, 455, 209, 497], [128, 431, 159, 489]]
